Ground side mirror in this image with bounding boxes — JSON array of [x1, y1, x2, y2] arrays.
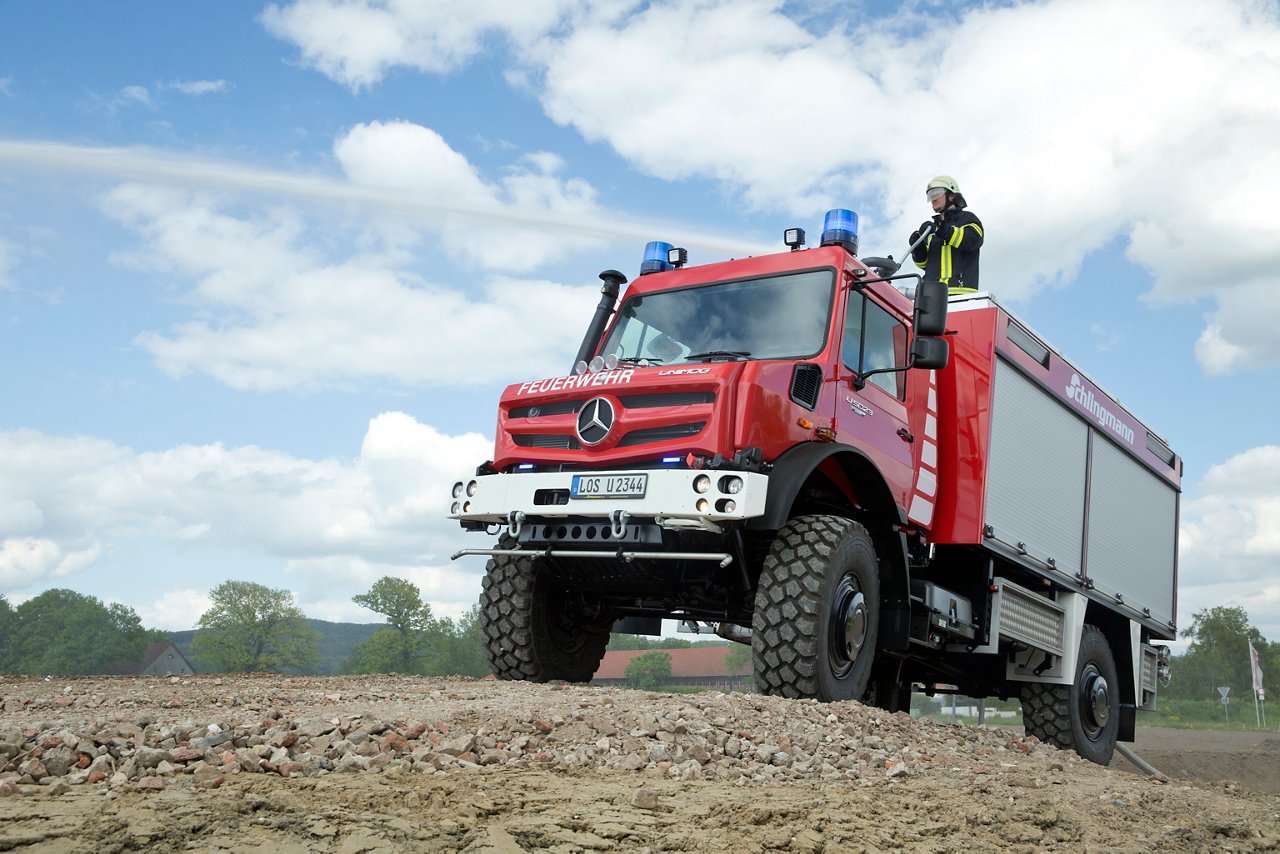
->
[[911, 335, 949, 370], [914, 280, 948, 337]]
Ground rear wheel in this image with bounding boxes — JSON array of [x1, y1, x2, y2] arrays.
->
[[1021, 624, 1119, 764], [753, 515, 880, 701], [478, 537, 610, 682]]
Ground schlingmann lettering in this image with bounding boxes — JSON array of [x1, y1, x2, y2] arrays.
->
[[517, 369, 636, 396], [1064, 373, 1135, 444]]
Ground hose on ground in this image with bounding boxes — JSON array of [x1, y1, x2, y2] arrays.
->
[[1115, 742, 1161, 775]]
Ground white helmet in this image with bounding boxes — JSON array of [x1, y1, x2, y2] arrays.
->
[[927, 175, 960, 194]]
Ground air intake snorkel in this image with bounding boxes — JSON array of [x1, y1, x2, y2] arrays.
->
[[572, 270, 628, 371]]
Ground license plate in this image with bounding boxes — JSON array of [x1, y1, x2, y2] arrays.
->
[[570, 473, 648, 499]]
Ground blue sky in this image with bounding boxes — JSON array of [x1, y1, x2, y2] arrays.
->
[[2, 0, 1278, 646]]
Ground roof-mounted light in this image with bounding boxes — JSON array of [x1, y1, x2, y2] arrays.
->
[[667, 246, 688, 268], [641, 240, 674, 274], [820, 209, 858, 255], [784, 227, 806, 250]]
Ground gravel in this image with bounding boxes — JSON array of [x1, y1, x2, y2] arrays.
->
[[0, 673, 1067, 793]]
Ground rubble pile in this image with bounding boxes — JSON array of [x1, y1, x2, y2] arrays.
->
[[0, 675, 1069, 795]]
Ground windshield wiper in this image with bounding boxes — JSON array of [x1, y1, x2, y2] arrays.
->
[[616, 356, 662, 365], [686, 350, 752, 362]]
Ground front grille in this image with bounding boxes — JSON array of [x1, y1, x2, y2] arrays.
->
[[619, 392, 715, 408], [509, 401, 582, 419], [513, 434, 582, 450], [617, 422, 705, 447], [508, 390, 714, 450]]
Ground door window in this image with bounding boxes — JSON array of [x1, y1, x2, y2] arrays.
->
[[842, 292, 907, 399]]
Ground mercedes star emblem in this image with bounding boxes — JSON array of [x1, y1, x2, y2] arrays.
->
[[576, 397, 615, 446]]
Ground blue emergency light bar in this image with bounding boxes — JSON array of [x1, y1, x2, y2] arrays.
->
[[640, 241, 675, 274], [820, 209, 859, 255]]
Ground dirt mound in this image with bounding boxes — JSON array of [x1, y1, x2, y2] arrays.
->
[[1, 675, 1278, 852]]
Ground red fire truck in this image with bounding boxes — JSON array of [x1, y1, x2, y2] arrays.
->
[[449, 210, 1178, 763]]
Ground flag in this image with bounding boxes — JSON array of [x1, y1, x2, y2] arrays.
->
[[1249, 641, 1264, 693]]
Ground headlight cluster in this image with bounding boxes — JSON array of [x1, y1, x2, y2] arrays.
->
[[450, 480, 479, 515], [691, 474, 744, 514]]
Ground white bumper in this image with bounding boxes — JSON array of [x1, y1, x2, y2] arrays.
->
[[448, 469, 769, 525]]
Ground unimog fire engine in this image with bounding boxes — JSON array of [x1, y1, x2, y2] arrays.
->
[[448, 210, 1178, 764]]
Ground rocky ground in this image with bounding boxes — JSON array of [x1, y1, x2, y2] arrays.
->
[[1, 675, 1278, 852]]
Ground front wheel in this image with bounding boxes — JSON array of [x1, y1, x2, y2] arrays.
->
[[753, 515, 881, 701], [1021, 623, 1120, 764], [478, 537, 610, 683]]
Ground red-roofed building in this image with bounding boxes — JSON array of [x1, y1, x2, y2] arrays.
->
[[593, 645, 752, 690]]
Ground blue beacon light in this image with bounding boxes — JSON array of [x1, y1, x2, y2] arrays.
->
[[820, 209, 859, 255], [640, 241, 675, 274]]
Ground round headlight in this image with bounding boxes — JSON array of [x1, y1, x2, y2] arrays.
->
[[462, 501, 471, 513], [466, 480, 478, 497], [695, 498, 709, 513], [604, 353, 620, 371], [693, 475, 711, 494], [719, 476, 743, 495], [451, 502, 461, 515], [716, 498, 737, 513], [589, 356, 605, 373], [452, 482, 463, 499]]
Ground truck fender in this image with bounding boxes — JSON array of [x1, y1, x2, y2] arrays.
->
[[749, 442, 906, 531], [748, 441, 911, 650]]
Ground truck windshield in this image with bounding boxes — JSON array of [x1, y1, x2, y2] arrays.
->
[[600, 269, 834, 365]]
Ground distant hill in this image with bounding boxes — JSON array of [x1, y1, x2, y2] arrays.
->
[[170, 619, 384, 675]]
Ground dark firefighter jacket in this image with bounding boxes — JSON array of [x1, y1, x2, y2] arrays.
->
[[912, 210, 984, 293]]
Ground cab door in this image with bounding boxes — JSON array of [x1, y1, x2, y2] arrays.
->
[[836, 287, 915, 507]]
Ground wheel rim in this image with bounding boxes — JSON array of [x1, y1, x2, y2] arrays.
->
[[1077, 663, 1111, 739], [827, 574, 866, 679]]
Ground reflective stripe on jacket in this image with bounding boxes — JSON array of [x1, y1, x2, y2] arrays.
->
[[912, 210, 983, 293]]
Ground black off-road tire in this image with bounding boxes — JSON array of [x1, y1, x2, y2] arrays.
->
[[1021, 623, 1119, 764], [753, 515, 880, 702], [478, 538, 610, 683]]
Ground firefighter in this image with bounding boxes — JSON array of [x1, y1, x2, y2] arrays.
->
[[910, 175, 983, 294]]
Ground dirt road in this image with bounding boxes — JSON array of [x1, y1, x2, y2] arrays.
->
[[1, 675, 1277, 852]]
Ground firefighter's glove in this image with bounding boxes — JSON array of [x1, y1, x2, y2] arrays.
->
[[935, 223, 955, 244]]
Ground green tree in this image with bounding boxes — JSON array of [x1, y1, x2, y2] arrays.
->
[[625, 650, 672, 690], [0, 589, 159, 675], [434, 606, 489, 677], [0, 595, 14, 671], [190, 581, 319, 673], [1167, 606, 1276, 701], [725, 643, 752, 674], [350, 576, 439, 673]]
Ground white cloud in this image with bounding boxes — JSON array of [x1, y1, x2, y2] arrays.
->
[[0, 77, 13, 97], [104, 180, 599, 390], [162, 79, 229, 96], [0, 414, 492, 612], [0, 538, 102, 587], [332, 120, 604, 269], [1179, 445, 1280, 640], [264, 0, 1280, 374], [129, 588, 213, 631], [260, 0, 589, 90], [119, 85, 152, 107]]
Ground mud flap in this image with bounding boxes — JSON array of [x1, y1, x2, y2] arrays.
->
[[1118, 703, 1136, 742], [880, 606, 911, 650]]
